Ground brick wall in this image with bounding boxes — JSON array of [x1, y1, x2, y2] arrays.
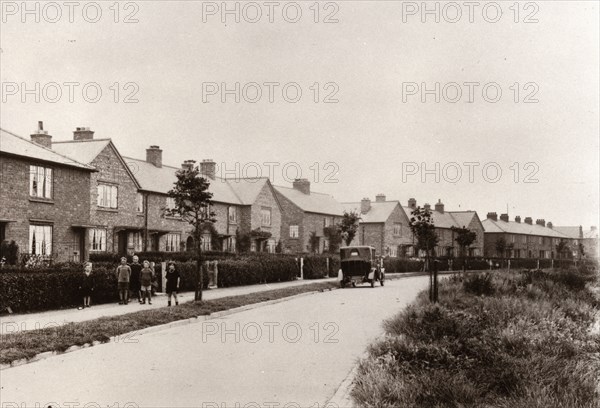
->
[[274, 191, 305, 253], [249, 182, 281, 245], [0, 154, 91, 262]]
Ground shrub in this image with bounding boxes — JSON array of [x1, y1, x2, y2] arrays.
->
[[463, 272, 495, 296], [302, 256, 338, 279]]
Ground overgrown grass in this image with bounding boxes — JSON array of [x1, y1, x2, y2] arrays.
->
[[0, 281, 337, 365], [352, 266, 600, 408]]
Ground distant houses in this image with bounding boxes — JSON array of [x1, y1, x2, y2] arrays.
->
[[0, 121, 597, 263]]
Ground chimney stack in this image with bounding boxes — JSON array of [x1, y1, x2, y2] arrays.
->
[[515, 216, 521, 223], [73, 127, 94, 141], [500, 213, 509, 222], [146, 145, 163, 168], [547, 222, 553, 229], [424, 203, 431, 211], [361, 197, 371, 214], [536, 219, 546, 227], [487, 212, 498, 221], [30, 121, 52, 149], [434, 199, 444, 213], [200, 159, 216, 179], [408, 198, 417, 209], [375, 193, 386, 202], [292, 179, 311, 195], [524, 217, 533, 225], [181, 160, 196, 171]]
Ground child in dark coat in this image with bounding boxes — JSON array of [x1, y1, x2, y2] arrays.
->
[[165, 262, 180, 306], [78, 262, 94, 310]]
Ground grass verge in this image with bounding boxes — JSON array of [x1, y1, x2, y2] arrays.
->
[[0, 281, 337, 365], [352, 266, 600, 408]]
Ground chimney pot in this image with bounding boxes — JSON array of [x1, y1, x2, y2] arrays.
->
[[146, 145, 163, 168], [524, 217, 533, 225], [361, 197, 371, 214], [73, 127, 95, 141], [200, 159, 216, 180], [292, 178, 311, 195], [547, 222, 553, 229], [181, 160, 196, 171], [434, 199, 444, 213], [30, 121, 52, 148], [515, 216, 521, 223], [423, 203, 431, 211], [375, 193, 386, 202], [536, 219, 546, 227], [500, 213, 509, 222], [487, 212, 498, 221], [408, 198, 417, 209]]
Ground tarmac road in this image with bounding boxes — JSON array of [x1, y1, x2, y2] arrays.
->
[[0, 276, 429, 408]]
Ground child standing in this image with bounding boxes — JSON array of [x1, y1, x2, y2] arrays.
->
[[116, 257, 131, 305], [78, 262, 94, 310], [165, 262, 180, 306], [140, 260, 154, 305], [130, 255, 143, 304]]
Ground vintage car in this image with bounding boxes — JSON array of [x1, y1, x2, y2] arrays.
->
[[338, 246, 385, 288]]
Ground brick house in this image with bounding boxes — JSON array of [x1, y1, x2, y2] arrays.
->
[[125, 153, 283, 253], [482, 213, 569, 259], [582, 227, 599, 259], [53, 127, 147, 256], [0, 125, 95, 262], [342, 194, 412, 257], [274, 179, 344, 254], [403, 199, 484, 258]]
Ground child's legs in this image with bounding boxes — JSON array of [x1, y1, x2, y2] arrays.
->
[[85, 296, 91, 306], [172, 292, 178, 302]]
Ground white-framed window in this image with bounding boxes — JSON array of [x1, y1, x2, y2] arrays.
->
[[89, 228, 107, 252], [389, 246, 398, 257], [227, 236, 236, 253], [290, 225, 299, 238], [97, 183, 118, 209], [128, 232, 143, 252], [406, 246, 415, 257], [136, 193, 144, 213], [324, 217, 332, 227], [323, 238, 329, 252], [201, 233, 211, 251], [511, 235, 516, 243], [228, 206, 237, 223], [393, 223, 402, 236], [29, 225, 52, 256], [29, 165, 53, 199], [261, 207, 271, 226], [166, 233, 181, 252], [166, 197, 176, 211], [267, 239, 276, 253], [250, 240, 257, 252]]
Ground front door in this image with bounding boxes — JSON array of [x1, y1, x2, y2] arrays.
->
[[0, 223, 5, 243]]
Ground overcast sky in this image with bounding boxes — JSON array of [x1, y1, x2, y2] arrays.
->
[[1, 0, 598, 227]]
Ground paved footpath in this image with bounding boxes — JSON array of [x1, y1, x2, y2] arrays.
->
[[0, 278, 338, 334], [0, 276, 429, 407]]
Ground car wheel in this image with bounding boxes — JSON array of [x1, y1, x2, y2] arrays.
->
[[340, 280, 345, 288], [352, 281, 356, 288]]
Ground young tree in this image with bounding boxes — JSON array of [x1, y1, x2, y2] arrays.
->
[[166, 164, 215, 301], [323, 225, 342, 254], [451, 226, 477, 271], [408, 206, 439, 302], [495, 237, 507, 258], [338, 210, 361, 246]]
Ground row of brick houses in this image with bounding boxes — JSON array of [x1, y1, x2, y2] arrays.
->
[[1, 122, 598, 262]]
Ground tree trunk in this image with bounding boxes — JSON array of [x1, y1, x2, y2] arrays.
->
[[195, 228, 203, 302]]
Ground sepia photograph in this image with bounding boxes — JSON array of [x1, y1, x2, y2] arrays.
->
[[0, 1, 599, 407]]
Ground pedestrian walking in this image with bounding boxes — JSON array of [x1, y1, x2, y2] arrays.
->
[[140, 260, 154, 305], [130, 255, 143, 304], [78, 262, 95, 310], [165, 262, 180, 306], [116, 257, 131, 305]]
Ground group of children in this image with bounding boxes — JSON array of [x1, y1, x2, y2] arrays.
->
[[78, 255, 181, 309]]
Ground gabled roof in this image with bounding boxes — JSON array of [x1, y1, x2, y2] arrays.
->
[[124, 156, 275, 205], [274, 186, 344, 216], [0, 128, 94, 170], [53, 139, 140, 189], [482, 218, 568, 238], [52, 139, 111, 165], [553, 226, 582, 239], [342, 201, 400, 223], [402, 206, 479, 229]]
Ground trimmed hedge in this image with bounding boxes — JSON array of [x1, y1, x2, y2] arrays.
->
[[0, 265, 118, 312], [302, 256, 339, 279], [89, 251, 239, 264]]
